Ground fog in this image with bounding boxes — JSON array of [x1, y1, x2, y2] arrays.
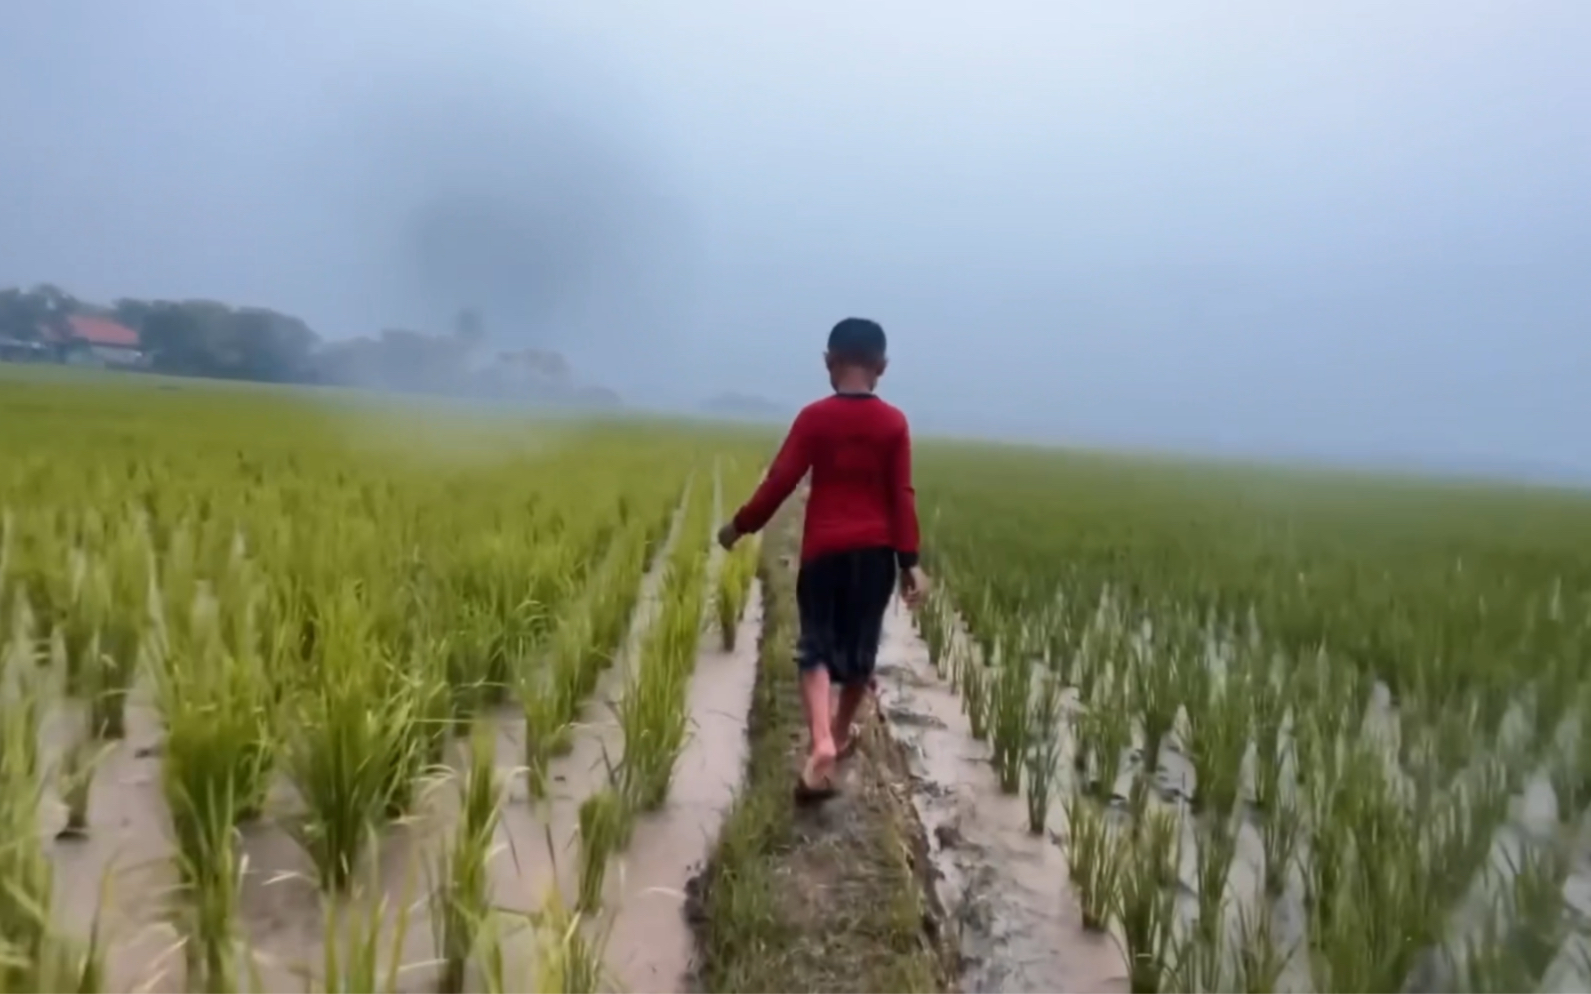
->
[[2, 0, 1588, 480]]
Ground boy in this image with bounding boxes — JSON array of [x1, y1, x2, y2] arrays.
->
[[717, 317, 928, 803]]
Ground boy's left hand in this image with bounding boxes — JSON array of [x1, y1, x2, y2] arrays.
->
[[716, 522, 741, 550]]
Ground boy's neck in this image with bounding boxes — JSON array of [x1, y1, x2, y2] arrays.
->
[[832, 372, 876, 395]]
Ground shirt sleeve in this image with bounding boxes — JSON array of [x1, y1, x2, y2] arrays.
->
[[731, 410, 813, 535], [889, 418, 921, 569]]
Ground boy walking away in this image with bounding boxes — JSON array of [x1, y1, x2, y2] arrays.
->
[[717, 317, 929, 804]]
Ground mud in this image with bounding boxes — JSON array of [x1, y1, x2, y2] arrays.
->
[[600, 583, 761, 991], [874, 600, 1130, 994], [598, 464, 763, 992]]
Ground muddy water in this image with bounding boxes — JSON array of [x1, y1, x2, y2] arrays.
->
[[874, 599, 1130, 994], [45, 700, 184, 994], [601, 582, 762, 991], [596, 464, 762, 992]]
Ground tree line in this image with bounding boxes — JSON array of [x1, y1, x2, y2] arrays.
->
[[0, 284, 616, 405]]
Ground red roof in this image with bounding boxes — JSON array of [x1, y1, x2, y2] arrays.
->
[[64, 314, 140, 348]]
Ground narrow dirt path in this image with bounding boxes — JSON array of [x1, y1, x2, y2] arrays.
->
[[874, 599, 1130, 994], [688, 497, 954, 994]]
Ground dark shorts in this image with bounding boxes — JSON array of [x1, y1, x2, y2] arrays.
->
[[795, 547, 897, 687]]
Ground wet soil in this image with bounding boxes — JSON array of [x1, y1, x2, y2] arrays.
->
[[874, 602, 1130, 994]]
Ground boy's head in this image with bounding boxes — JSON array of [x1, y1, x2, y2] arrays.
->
[[825, 317, 888, 391]]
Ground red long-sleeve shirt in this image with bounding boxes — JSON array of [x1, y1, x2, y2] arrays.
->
[[731, 393, 921, 567]]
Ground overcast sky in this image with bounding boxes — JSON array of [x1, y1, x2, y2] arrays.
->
[[2, 1, 1588, 478]]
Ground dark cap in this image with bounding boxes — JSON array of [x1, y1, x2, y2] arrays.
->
[[827, 317, 887, 360]]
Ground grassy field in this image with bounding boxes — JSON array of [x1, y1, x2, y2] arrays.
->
[[5, 366, 1591, 993]]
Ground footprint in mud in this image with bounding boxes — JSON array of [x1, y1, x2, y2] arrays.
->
[[883, 702, 947, 729]]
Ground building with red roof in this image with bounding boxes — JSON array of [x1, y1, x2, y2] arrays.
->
[[34, 313, 147, 368]]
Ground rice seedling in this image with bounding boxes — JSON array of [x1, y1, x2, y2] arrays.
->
[[617, 531, 709, 812], [1231, 899, 1288, 994], [713, 537, 758, 651], [989, 635, 1032, 793], [1183, 675, 1248, 819], [1079, 682, 1132, 801], [959, 653, 990, 741], [530, 886, 610, 994], [1063, 791, 1123, 932], [1111, 805, 1181, 993], [315, 874, 413, 994], [1024, 670, 1066, 834], [282, 584, 421, 892], [1192, 814, 1235, 947], [1129, 626, 1181, 791], [1166, 926, 1225, 994], [431, 721, 506, 994], [1256, 781, 1301, 897], [576, 784, 632, 912]]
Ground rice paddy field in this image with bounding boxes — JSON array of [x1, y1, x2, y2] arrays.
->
[[5, 366, 1591, 993]]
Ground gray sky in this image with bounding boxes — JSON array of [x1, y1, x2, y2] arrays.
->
[[2, 1, 1588, 479]]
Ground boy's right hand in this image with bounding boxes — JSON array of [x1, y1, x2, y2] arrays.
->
[[899, 566, 929, 609]]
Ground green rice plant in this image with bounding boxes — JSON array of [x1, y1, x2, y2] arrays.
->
[[576, 784, 633, 912], [959, 653, 990, 741], [282, 585, 420, 892], [1166, 926, 1225, 994], [530, 886, 609, 994], [617, 542, 707, 811], [1482, 835, 1577, 989], [1232, 899, 1288, 994], [1193, 814, 1235, 947], [1129, 628, 1181, 789], [713, 537, 758, 651], [315, 871, 413, 994], [431, 722, 505, 994], [1079, 683, 1132, 801], [1257, 781, 1301, 897], [519, 679, 565, 802], [0, 603, 88, 994], [1184, 675, 1248, 819], [1112, 805, 1181, 993], [1063, 791, 1123, 932], [1446, 902, 1525, 993], [1024, 671, 1066, 834], [151, 585, 276, 989], [57, 515, 149, 742], [989, 635, 1032, 793]]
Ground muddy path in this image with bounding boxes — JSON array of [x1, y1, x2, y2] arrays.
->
[[687, 495, 956, 994], [875, 600, 1130, 994]]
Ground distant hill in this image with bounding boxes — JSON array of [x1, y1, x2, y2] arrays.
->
[[700, 391, 787, 422]]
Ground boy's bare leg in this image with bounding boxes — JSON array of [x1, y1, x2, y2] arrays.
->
[[832, 682, 870, 755], [800, 667, 838, 782]]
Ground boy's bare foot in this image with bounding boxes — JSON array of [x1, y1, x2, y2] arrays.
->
[[833, 722, 862, 760], [795, 744, 839, 805]]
